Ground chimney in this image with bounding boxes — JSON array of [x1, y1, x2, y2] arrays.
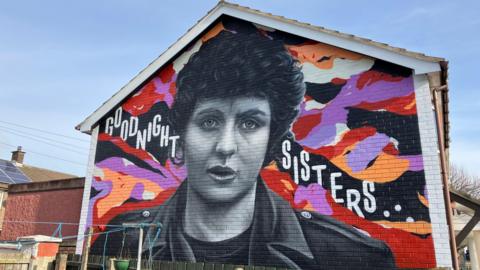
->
[[11, 146, 25, 166]]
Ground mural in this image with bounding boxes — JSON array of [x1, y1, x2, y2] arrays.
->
[[88, 17, 435, 269]]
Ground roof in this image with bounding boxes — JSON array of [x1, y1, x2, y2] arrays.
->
[[452, 213, 480, 232], [450, 189, 480, 245], [8, 177, 84, 193], [226, 2, 444, 63], [17, 164, 77, 182], [451, 189, 480, 212], [77, 0, 446, 134], [0, 160, 30, 184], [17, 235, 62, 243]]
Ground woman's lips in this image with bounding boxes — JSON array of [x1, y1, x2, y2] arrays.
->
[[207, 166, 237, 183]]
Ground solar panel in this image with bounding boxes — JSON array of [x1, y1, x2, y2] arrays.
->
[[0, 160, 31, 184]]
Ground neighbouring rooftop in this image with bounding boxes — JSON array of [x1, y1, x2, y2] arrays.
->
[[0, 146, 78, 184]]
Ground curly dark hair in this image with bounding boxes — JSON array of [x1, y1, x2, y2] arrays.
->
[[170, 30, 305, 164]]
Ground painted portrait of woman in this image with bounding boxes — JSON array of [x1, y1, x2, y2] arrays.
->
[[92, 28, 396, 270]]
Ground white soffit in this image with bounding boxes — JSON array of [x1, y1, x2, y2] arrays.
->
[[77, 2, 441, 134]]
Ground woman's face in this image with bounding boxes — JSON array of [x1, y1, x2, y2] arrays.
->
[[184, 96, 271, 203]]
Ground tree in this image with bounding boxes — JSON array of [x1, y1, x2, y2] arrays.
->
[[449, 164, 480, 200]]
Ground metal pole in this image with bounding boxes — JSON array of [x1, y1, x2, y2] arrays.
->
[[137, 226, 143, 270], [80, 227, 93, 270], [432, 86, 459, 269]]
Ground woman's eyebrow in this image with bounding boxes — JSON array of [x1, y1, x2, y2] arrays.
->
[[237, 109, 269, 118], [193, 108, 223, 118]]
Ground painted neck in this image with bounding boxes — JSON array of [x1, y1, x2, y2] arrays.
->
[[183, 183, 257, 242]]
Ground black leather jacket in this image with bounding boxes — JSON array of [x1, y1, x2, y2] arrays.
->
[[93, 179, 395, 270]]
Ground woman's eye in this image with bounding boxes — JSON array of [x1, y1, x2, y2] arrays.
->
[[241, 119, 258, 130], [201, 119, 218, 129]]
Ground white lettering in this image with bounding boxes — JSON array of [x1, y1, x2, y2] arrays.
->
[[160, 125, 170, 147], [312, 164, 327, 186], [136, 130, 147, 150], [293, 156, 299, 184], [363, 181, 376, 213], [114, 107, 122, 128], [129, 117, 138, 137], [105, 117, 114, 136], [152, 115, 162, 136], [120, 120, 129, 140], [169, 135, 180, 158], [281, 140, 291, 169], [300, 150, 310, 181], [347, 189, 364, 218], [331, 172, 343, 203], [147, 122, 153, 142]]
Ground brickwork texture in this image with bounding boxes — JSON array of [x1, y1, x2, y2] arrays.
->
[[78, 17, 452, 269]]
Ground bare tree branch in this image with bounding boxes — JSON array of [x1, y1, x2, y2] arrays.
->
[[449, 164, 480, 200]]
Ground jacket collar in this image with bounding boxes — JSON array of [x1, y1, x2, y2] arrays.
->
[[144, 178, 313, 267]]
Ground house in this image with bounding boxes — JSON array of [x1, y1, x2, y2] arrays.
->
[[75, 2, 454, 269], [0, 177, 85, 241], [0, 147, 82, 239], [451, 190, 480, 269], [7, 146, 77, 182], [0, 148, 85, 268], [0, 148, 31, 185]]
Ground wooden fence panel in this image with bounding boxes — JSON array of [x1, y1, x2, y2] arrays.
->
[[0, 263, 29, 270], [65, 254, 290, 270]]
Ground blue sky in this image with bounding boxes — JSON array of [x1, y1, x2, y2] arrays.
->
[[0, 0, 479, 177]]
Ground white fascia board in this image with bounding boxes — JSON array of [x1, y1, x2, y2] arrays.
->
[[78, 4, 440, 133], [75, 125, 99, 254], [221, 6, 441, 75], [77, 6, 225, 133]]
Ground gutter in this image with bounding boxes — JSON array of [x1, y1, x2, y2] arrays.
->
[[432, 83, 459, 270], [0, 242, 22, 250]]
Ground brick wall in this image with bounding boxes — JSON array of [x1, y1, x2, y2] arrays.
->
[[414, 75, 452, 266], [77, 17, 452, 269], [0, 178, 84, 241]]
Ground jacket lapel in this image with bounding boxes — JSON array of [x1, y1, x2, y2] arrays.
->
[[248, 180, 314, 269], [144, 181, 195, 261], [145, 178, 313, 268]]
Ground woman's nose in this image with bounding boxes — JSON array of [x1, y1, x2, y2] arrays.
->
[[215, 124, 238, 157]]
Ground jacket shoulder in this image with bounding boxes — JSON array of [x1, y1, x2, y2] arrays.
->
[[295, 210, 396, 270], [295, 210, 383, 247], [90, 205, 165, 256], [109, 206, 160, 225]]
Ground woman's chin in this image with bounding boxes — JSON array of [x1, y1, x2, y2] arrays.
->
[[191, 183, 255, 205]]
